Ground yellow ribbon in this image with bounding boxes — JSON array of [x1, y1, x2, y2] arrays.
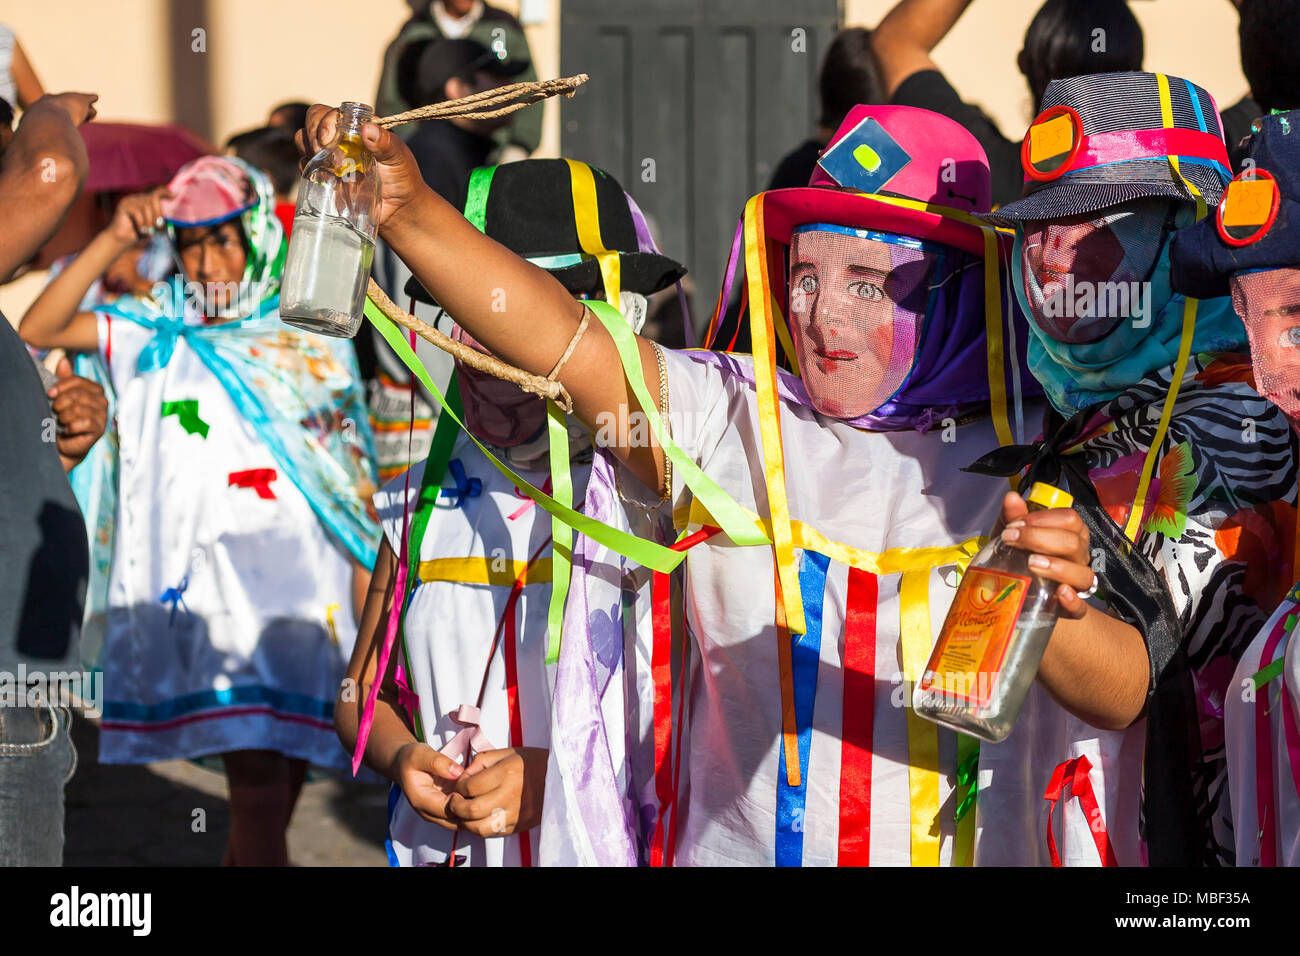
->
[[566, 158, 622, 304], [1124, 76, 1207, 542], [683, 496, 983, 575], [416, 557, 554, 586], [744, 193, 806, 636], [900, 567, 941, 866]]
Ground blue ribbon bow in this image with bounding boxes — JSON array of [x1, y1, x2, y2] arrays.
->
[[159, 574, 190, 625], [438, 458, 483, 508]]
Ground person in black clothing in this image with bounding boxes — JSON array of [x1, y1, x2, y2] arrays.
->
[[399, 36, 525, 210], [871, 0, 1143, 208], [1221, 0, 1300, 170], [767, 27, 883, 191]]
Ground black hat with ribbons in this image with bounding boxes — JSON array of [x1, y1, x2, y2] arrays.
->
[[1171, 111, 1300, 299]]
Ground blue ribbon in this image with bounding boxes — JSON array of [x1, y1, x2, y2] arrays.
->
[[97, 282, 379, 569], [159, 574, 190, 625], [438, 458, 483, 508], [775, 549, 829, 867]]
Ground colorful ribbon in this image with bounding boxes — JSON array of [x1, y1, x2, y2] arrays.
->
[[775, 550, 830, 866], [159, 574, 189, 625], [160, 399, 209, 438], [437, 458, 483, 508], [1044, 754, 1118, 866], [228, 468, 277, 499], [837, 567, 877, 866], [438, 704, 495, 767]]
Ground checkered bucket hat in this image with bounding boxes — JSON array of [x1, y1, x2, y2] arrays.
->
[[986, 71, 1232, 225]]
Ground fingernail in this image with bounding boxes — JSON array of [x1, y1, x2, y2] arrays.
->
[[155, 216, 164, 227], [1005, 520, 1025, 529], [1028, 554, 1050, 569], [446, 763, 462, 777], [1002, 528, 1020, 542]]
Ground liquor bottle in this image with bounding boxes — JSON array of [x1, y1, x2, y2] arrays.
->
[[280, 102, 380, 337], [914, 482, 1075, 742]]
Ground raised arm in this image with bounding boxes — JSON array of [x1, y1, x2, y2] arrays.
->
[[0, 92, 96, 282], [870, 0, 976, 99], [20, 187, 171, 353], [297, 106, 667, 494], [10, 37, 46, 108]]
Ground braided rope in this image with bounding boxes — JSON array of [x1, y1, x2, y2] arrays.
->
[[375, 74, 588, 127], [366, 278, 574, 411], [361, 74, 591, 403]]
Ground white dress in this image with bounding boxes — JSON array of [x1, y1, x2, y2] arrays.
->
[[632, 349, 1026, 865], [1225, 592, 1300, 866], [375, 434, 591, 866], [96, 316, 360, 768]]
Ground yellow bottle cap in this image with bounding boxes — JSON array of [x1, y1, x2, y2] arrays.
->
[[1025, 482, 1073, 510]]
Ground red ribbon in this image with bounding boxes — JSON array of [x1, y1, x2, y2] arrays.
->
[[837, 567, 878, 866], [228, 468, 277, 499], [649, 526, 721, 867], [1044, 754, 1118, 867]]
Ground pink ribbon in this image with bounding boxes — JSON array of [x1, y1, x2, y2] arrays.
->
[[438, 704, 495, 766], [1024, 127, 1231, 183], [508, 476, 552, 520], [394, 663, 420, 718]]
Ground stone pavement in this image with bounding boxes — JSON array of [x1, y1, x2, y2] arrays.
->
[[64, 710, 391, 866]]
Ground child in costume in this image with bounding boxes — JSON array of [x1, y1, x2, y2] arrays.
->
[[969, 72, 1295, 867], [300, 100, 1104, 867], [338, 158, 685, 867], [19, 156, 380, 866], [1170, 111, 1300, 866]]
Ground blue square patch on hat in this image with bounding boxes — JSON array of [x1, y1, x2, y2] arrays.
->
[[816, 117, 912, 194]]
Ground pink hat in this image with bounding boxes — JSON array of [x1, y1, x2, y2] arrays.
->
[[762, 104, 995, 255], [161, 155, 256, 227]]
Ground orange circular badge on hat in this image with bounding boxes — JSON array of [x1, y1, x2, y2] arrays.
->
[[1022, 105, 1084, 182], [1217, 168, 1280, 247]]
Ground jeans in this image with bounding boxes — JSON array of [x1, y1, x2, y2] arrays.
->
[[0, 702, 76, 866]]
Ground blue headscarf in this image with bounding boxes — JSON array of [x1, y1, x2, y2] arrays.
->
[[1011, 207, 1247, 415]]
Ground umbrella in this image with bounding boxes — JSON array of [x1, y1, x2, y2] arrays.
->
[[27, 123, 214, 269], [79, 121, 214, 193]]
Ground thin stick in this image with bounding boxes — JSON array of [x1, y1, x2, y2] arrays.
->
[[366, 278, 573, 411], [375, 74, 588, 128]]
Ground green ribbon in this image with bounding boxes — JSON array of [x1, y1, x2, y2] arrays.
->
[[584, 300, 771, 549], [953, 742, 980, 823], [364, 298, 687, 573], [160, 399, 209, 438]]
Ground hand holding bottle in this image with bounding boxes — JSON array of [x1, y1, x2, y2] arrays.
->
[[296, 104, 430, 235], [995, 490, 1096, 618]]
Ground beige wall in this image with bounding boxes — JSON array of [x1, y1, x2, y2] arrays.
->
[[0, 0, 563, 150], [845, 0, 1249, 139]]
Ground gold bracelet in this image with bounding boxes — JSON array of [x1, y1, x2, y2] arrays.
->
[[613, 341, 672, 509]]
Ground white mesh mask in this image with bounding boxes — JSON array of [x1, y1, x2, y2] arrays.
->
[[788, 225, 935, 419], [1020, 198, 1174, 343], [1232, 268, 1300, 423]]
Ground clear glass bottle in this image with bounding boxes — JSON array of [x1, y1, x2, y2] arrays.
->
[[279, 101, 380, 337], [913, 482, 1075, 743]]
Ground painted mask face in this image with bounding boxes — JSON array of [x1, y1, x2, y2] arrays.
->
[[1232, 267, 1300, 423], [787, 225, 936, 419], [452, 324, 548, 448], [1020, 198, 1174, 343]]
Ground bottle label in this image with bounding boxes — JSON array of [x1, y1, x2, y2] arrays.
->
[[919, 567, 1030, 706]]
